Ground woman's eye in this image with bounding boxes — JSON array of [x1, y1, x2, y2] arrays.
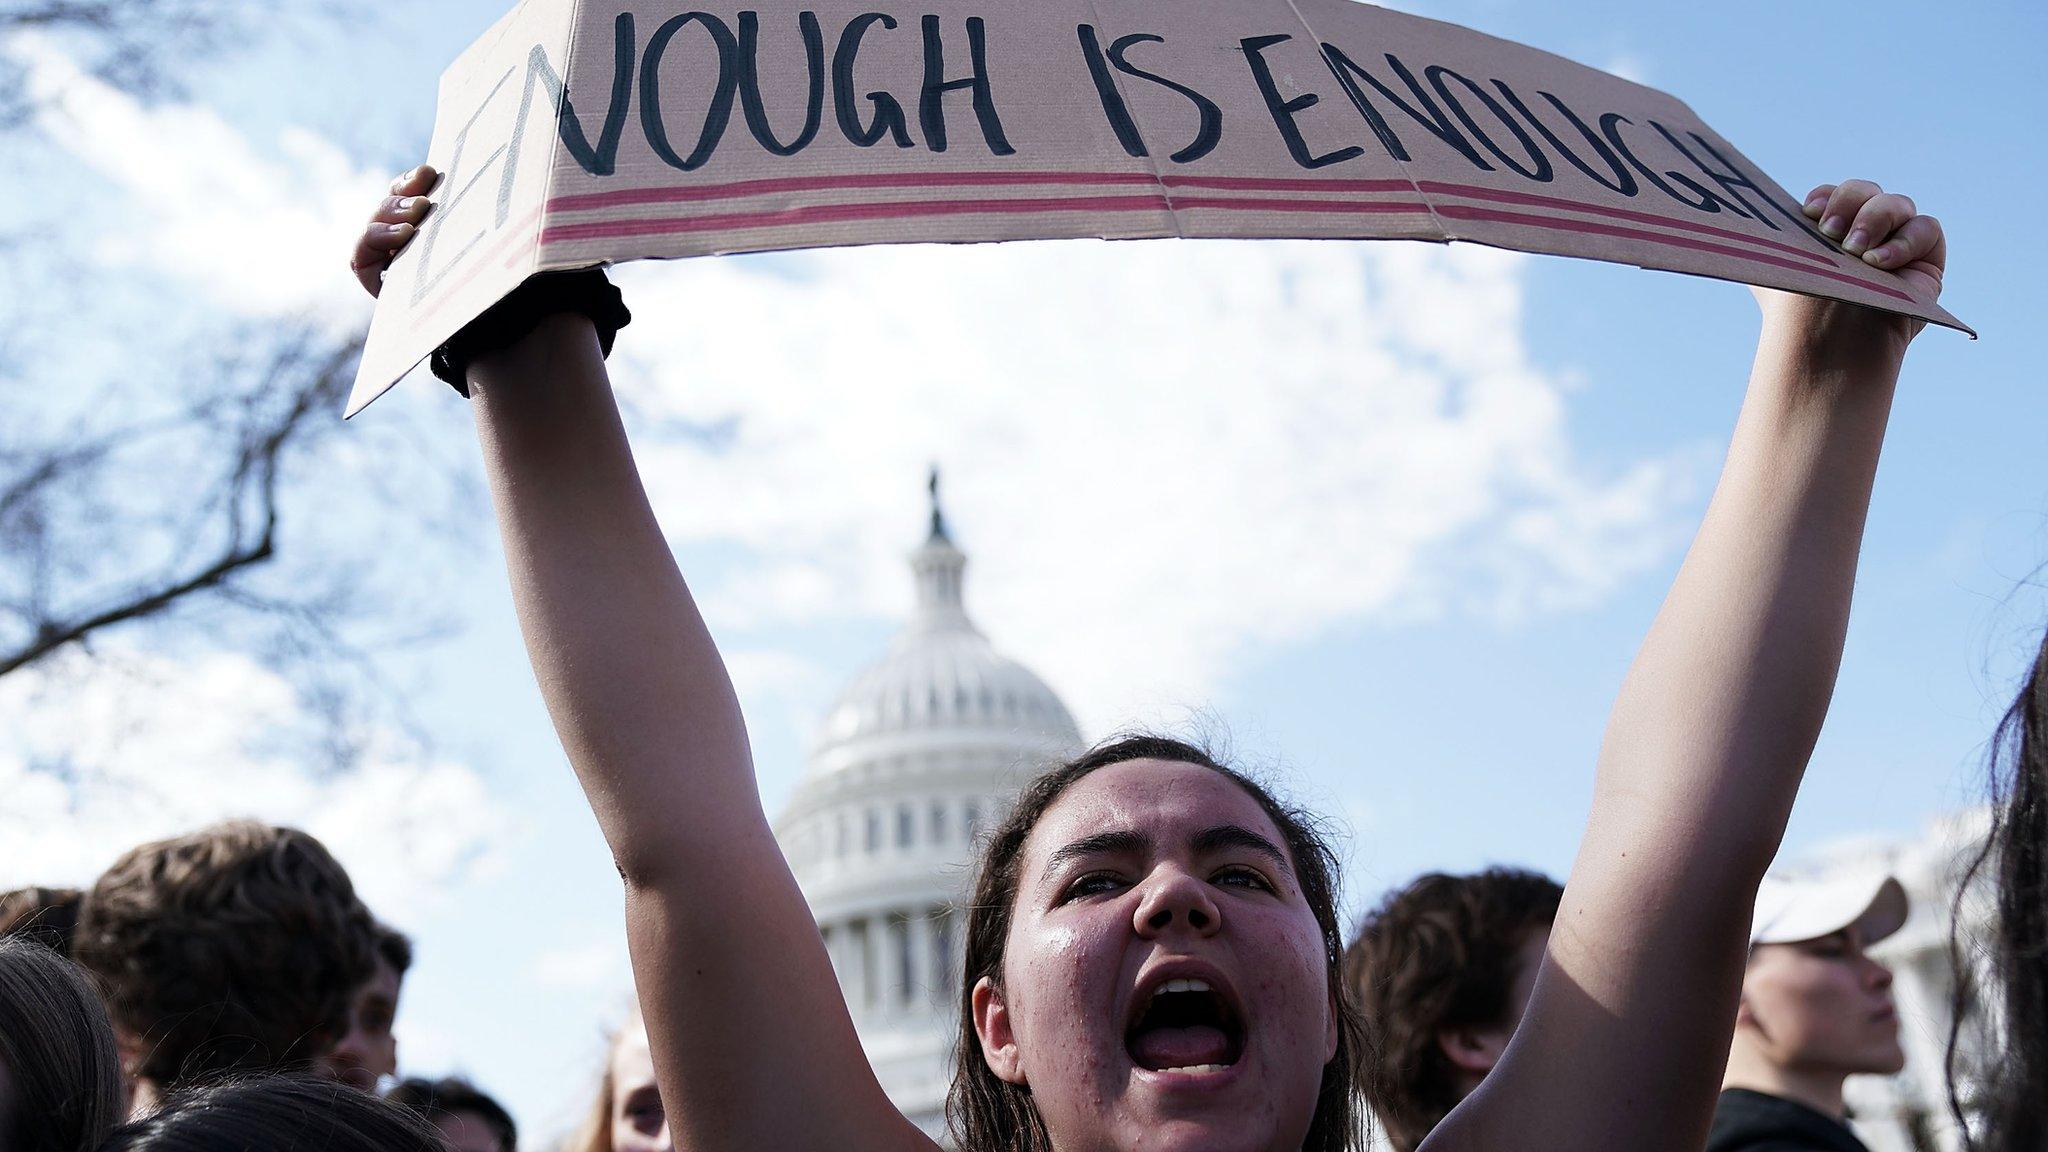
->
[[1215, 867, 1272, 891], [1063, 872, 1124, 901]]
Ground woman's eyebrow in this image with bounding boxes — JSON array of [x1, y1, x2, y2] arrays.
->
[[1191, 824, 1289, 871], [1041, 828, 1149, 882]]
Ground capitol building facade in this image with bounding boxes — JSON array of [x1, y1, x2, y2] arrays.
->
[[771, 485, 1083, 1139]]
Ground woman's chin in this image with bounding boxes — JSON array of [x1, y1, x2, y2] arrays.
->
[[1108, 1116, 1277, 1152]]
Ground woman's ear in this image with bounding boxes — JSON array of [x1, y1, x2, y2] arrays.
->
[[972, 975, 1027, 1086]]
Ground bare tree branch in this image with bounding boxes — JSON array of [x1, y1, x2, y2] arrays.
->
[[0, 0, 337, 129], [0, 332, 359, 677], [0, 0, 449, 782]]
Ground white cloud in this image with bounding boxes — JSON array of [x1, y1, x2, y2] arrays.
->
[[7, 33, 385, 323], [610, 237, 1702, 728], [0, 646, 511, 922]]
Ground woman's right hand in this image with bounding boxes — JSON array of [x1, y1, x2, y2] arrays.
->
[[350, 166, 437, 299]]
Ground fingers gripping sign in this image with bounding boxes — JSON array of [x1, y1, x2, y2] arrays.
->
[[351, 166, 439, 299], [1803, 180, 1947, 297]]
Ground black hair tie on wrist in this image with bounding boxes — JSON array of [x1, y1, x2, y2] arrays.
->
[[429, 267, 633, 396]]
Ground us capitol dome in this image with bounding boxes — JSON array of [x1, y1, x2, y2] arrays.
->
[[772, 474, 1083, 1140]]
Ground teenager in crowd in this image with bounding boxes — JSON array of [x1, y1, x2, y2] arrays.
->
[[98, 1078, 441, 1152], [326, 923, 412, 1092], [566, 1010, 671, 1152], [71, 820, 379, 1108], [1710, 873, 1908, 1152], [354, 169, 1948, 1152], [0, 937, 123, 1152], [1951, 629, 2048, 1151], [387, 1076, 519, 1152], [1344, 869, 1563, 1150], [0, 886, 84, 957]]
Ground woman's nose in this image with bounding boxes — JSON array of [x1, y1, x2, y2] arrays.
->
[[1133, 867, 1222, 938]]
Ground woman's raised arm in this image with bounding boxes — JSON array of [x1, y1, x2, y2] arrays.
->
[[357, 168, 935, 1152], [1428, 180, 1946, 1152]]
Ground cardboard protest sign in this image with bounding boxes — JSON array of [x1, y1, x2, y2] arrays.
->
[[349, 0, 1969, 416]]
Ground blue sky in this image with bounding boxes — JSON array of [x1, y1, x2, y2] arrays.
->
[[4, 0, 2046, 1139]]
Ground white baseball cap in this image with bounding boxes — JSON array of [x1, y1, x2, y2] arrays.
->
[[1750, 871, 1909, 948]]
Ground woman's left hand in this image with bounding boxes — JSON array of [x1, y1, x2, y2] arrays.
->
[[1754, 178, 1946, 363]]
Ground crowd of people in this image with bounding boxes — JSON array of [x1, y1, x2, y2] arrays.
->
[[0, 170, 2039, 1152], [0, 804, 1978, 1152], [0, 825, 523, 1152]]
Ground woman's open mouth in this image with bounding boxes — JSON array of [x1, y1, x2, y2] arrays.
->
[[1124, 976, 1247, 1074]]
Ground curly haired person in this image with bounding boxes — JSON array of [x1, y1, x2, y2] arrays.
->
[[1345, 869, 1563, 1150], [71, 820, 381, 1108]]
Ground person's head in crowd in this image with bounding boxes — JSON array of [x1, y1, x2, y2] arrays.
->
[[1951, 627, 2048, 1152], [72, 820, 380, 1099], [1717, 873, 1907, 1131], [1342, 867, 1563, 1151], [386, 1076, 517, 1152], [569, 1010, 669, 1152], [324, 923, 412, 1092], [948, 735, 1362, 1152], [98, 1077, 442, 1152], [0, 887, 85, 957], [0, 937, 124, 1152]]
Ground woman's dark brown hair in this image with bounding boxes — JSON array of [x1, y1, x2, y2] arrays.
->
[[0, 936, 125, 1152], [1342, 868, 1563, 1152], [1951, 629, 2048, 1150], [945, 734, 1364, 1152], [72, 820, 379, 1089]]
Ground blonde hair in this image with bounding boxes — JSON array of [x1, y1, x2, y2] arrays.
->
[[563, 1007, 642, 1152]]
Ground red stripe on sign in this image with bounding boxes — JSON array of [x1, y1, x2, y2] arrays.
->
[[548, 171, 1421, 214], [551, 171, 1154, 212], [1169, 196, 1431, 214], [1419, 180, 1837, 268], [1161, 175, 1414, 194], [543, 193, 1177, 241], [539, 194, 1433, 244], [1431, 203, 1915, 302]]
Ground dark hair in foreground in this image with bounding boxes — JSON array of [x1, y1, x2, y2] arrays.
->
[[1951, 630, 2048, 1150], [0, 937, 125, 1152], [946, 734, 1365, 1152], [72, 820, 379, 1089], [1344, 868, 1564, 1152], [0, 886, 86, 957], [100, 1078, 442, 1152], [387, 1075, 519, 1152]]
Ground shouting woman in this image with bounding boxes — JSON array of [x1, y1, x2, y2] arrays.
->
[[352, 172, 1946, 1152]]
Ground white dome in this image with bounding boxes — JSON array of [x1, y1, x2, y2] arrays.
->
[[809, 518, 1079, 767], [773, 480, 1083, 1144], [819, 625, 1080, 752]]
